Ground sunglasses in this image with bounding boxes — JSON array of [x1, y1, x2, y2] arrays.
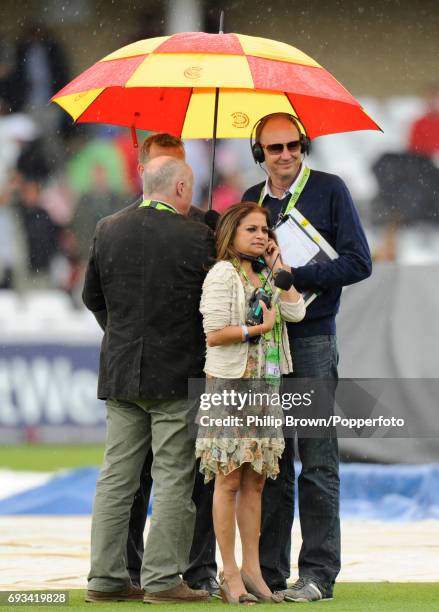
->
[[262, 141, 301, 155]]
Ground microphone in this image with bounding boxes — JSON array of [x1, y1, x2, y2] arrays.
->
[[271, 270, 294, 307], [204, 209, 220, 231]]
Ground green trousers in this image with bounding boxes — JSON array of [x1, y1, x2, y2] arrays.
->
[[87, 398, 196, 592]]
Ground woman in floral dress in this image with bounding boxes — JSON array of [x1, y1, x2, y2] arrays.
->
[[196, 203, 305, 603]]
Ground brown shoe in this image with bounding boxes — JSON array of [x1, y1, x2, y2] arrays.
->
[[143, 581, 209, 604], [85, 584, 143, 602], [218, 572, 258, 605], [241, 570, 284, 603]]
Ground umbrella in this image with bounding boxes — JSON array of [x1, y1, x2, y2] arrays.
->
[[52, 28, 381, 206]]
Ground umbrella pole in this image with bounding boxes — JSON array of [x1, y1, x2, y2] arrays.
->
[[207, 87, 219, 211], [207, 11, 224, 211]]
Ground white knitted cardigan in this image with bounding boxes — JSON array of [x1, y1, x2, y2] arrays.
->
[[200, 260, 306, 378]]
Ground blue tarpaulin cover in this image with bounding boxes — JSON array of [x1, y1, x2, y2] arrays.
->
[[0, 464, 438, 520]]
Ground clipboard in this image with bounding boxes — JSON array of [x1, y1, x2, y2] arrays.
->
[[275, 208, 339, 306]]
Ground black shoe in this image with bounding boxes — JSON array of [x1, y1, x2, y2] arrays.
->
[[188, 577, 221, 599], [268, 582, 287, 592]]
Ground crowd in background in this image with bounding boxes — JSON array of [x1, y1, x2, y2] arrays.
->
[[0, 24, 438, 303]]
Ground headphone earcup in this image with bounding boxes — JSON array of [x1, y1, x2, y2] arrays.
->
[[251, 256, 267, 273], [252, 142, 265, 164], [301, 136, 311, 156], [238, 252, 268, 272]]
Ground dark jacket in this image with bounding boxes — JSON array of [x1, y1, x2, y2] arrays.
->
[[83, 203, 215, 400], [242, 170, 372, 337]]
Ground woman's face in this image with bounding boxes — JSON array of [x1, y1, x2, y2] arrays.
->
[[232, 210, 269, 257]]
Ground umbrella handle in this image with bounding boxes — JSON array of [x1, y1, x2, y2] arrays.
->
[[131, 112, 141, 148]]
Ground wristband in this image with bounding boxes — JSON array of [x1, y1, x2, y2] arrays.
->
[[241, 324, 250, 342]]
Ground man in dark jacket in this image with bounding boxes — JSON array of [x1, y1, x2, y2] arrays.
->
[[243, 113, 372, 602], [83, 156, 214, 604], [126, 133, 218, 597]]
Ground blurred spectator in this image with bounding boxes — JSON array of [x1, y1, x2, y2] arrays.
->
[[14, 23, 70, 120], [70, 162, 126, 276], [371, 152, 439, 261], [0, 107, 39, 192], [10, 23, 72, 169], [14, 176, 59, 288], [372, 153, 439, 225], [67, 139, 130, 195], [0, 40, 18, 113], [408, 84, 439, 161], [16, 138, 51, 183], [370, 84, 439, 261], [40, 172, 77, 228], [183, 140, 210, 207], [212, 171, 242, 213], [0, 179, 27, 290], [65, 161, 130, 303]]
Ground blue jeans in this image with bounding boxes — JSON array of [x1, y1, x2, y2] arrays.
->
[[259, 335, 340, 597]]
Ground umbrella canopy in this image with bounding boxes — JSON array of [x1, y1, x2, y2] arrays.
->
[[52, 32, 380, 139]]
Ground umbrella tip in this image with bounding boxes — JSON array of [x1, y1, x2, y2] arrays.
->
[[219, 10, 224, 34]]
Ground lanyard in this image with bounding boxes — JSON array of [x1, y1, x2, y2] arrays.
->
[[258, 166, 310, 222], [234, 261, 266, 290], [139, 199, 178, 214]]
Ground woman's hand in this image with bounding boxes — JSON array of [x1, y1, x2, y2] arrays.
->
[[206, 300, 276, 345], [264, 239, 281, 270], [259, 300, 276, 333]]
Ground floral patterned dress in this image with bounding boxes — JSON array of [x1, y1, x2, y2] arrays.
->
[[196, 273, 285, 483]]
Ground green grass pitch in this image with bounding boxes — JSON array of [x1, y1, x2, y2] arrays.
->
[[2, 585, 439, 610], [0, 444, 104, 471]]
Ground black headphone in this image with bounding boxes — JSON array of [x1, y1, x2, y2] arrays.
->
[[238, 253, 267, 273], [250, 114, 311, 164]]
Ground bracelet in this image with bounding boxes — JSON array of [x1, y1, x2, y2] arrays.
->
[[241, 324, 250, 342]]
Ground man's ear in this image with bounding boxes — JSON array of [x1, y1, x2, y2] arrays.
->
[[137, 163, 144, 177], [176, 179, 185, 197]]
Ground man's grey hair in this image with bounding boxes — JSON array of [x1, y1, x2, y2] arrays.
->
[[143, 156, 188, 195]]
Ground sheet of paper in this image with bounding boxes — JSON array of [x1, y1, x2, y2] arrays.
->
[[276, 217, 320, 267]]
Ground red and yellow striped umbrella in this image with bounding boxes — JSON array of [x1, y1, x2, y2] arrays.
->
[[52, 32, 380, 139]]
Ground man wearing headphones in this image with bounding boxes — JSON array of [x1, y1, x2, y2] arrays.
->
[[242, 112, 372, 602]]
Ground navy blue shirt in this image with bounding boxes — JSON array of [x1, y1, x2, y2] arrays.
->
[[242, 170, 372, 338]]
